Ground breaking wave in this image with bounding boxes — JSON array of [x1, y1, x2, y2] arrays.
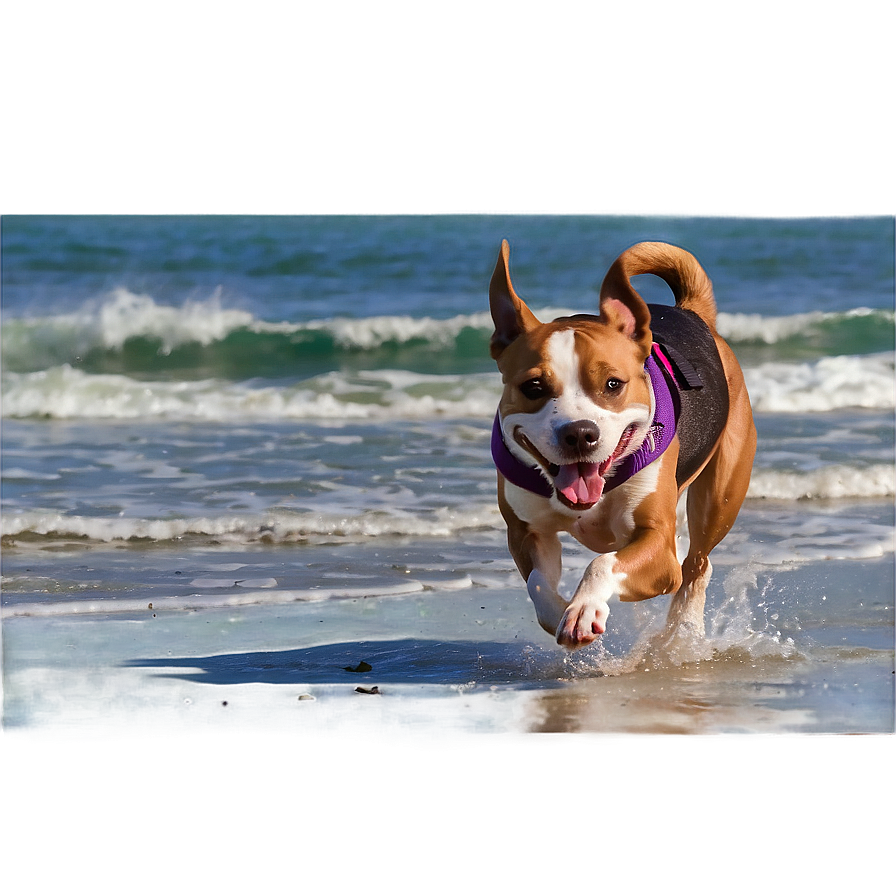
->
[[3, 355, 893, 421], [748, 464, 895, 500], [2, 290, 892, 378], [0, 504, 504, 545], [744, 353, 895, 412], [0, 365, 499, 420]]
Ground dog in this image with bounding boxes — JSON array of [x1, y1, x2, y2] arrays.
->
[[489, 240, 756, 649]]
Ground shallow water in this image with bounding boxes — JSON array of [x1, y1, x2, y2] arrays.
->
[[0, 539, 896, 894], [3, 536, 892, 732]]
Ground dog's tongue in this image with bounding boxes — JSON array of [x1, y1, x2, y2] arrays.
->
[[554, 462, 605, 505]]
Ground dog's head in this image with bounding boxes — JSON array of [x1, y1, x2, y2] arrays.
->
[[489, 240, 655, 510]]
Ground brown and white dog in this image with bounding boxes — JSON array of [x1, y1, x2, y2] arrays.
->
[[489, 240, 756, 649]]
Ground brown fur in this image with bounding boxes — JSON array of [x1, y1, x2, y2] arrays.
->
[[600, 240, 718, 330], [490, 240, 756, 649]]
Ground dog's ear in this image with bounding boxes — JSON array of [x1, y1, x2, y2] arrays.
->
[[489, 240, 541, 359], [598, 256, 653, 360]]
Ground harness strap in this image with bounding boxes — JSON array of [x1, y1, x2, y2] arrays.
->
[[603, 347, 679, 492], [653, 342, 703, 390]]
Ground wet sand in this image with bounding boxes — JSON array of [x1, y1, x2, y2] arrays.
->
[[4, 552, 890, 895]]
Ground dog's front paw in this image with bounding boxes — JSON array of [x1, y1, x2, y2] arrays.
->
[[555, 599, 609, 649]]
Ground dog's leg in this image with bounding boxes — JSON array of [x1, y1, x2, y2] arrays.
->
[[557, 451, 684, 648], [665, 552, 712, 635], [665, 362, 756, 639], [515, 533, 569, 636], [557, 524, 683, 648], [555, 553, 618, 647], [503, 514, 569, 636]]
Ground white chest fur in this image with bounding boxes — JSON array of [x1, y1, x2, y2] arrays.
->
[[503, 453, 665, 552]]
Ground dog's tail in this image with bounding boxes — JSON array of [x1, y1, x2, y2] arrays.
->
[[601, 242, 718, 331]]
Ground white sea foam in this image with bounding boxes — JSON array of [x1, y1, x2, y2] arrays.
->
[[722, 506, 895, 564], [1, 289, 494, 366], [0, 504, 504, 544], [541, 306, 895, 345], [748, 464, 895, 500], [286, 306, 895, 353], [717, 310, 822, 343], [297, 311, 493, 350], [744, 353, 895, 412], [1, 289, 257, 366], [0, 580, 438, 619], [3, 475, 891, 563], [7, 510, 888, 620], [4, 349, 893, 420], [0, 365, 500, 421], [5, 291, 891, 372], [1, 468, 62, 481]]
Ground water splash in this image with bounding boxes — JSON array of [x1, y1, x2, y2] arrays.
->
[[561, 559, 802, 679]]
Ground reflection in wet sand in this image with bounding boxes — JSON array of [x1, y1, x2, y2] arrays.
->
[[526, 647, 889, 733]]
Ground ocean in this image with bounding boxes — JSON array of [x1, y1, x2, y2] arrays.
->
[[1, 214, 894, 733]]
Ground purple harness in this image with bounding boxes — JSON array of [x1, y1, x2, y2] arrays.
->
[[491, 344, 688, 499]]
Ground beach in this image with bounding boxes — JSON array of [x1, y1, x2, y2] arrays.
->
[[0, 215, 896, 893]]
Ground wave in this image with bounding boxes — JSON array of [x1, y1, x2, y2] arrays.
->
[[2, 290, 893, 378], [0, 580, 446, 619], [747, 464, 895, 500], [4, 500, 892, 621], [0, 365, 500, 420], [716, 307, 894, 351], [1, 289, 255, 369], [2, 291, 893, 420], [3, 461, 891, 550], [1, 504, 503, 545], [0, 580, 430, 619], [0, 289, 494, 377], [744, 353, 894, 412], [4, 352, 894, 421]]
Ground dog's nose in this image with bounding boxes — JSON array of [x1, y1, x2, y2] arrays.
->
[[557, 420, 600, 456]]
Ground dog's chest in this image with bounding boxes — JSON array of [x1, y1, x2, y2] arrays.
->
[[504, 459, 661, 552], [570, 483, 644, 552]]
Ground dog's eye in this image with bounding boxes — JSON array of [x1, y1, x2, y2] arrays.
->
[[606, 377, 624, 393], [520, 378, 548, 400]]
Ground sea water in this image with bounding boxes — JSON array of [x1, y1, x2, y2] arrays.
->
[[1, 215, 893, 732], [0, 215, 896, 692]]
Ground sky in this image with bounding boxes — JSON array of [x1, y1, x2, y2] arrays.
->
[[1, 2, 893, 218]]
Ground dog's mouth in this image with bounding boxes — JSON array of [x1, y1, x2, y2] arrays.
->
[[518, 424, 639, 510]]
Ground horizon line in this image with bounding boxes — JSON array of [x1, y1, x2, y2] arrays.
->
[[0, 209, 896, 219]]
